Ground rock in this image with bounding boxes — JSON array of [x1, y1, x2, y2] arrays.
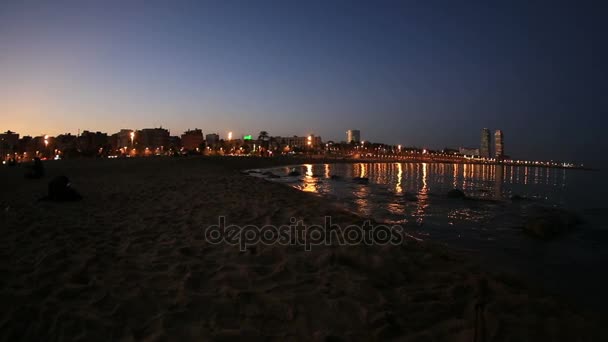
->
[[330, 175, 342, 180], [352, 177, 369, 184], [510, 194, 526, 201], [447, 189, 466, 199], [524, 206, 583, 239], [287, 168, 301, 177], [403, 192, 418, 201], [260, 171, 280, 178]]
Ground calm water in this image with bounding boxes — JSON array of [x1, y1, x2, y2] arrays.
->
[[253, 162, 608, 312]]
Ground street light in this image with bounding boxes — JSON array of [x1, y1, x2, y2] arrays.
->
[[43, 135, 49, 157]]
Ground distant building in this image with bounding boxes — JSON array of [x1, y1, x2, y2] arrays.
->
[[0, 130, 19, 147], [137, 128, 170, 151], [32, 135, 51, 156], [182, 129, 204, 151], [112, 129, 135, 150], [480, 128, 491, 158], [459, 147, 480, 156], [168, 136, 182, 151], [0, 130, 19, 159], [55, 133, 78, 153], [274, 135, 322, 149], [205, 133, 220, 146], [78, 131, 109, 155], [495, 130, 504, 159], [18, 136, 34, 157], [346, 129, 361, 143]]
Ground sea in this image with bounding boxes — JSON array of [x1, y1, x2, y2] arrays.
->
[[252, 162, 608, 313]]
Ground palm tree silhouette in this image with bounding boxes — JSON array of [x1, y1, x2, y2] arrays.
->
[[258, 131, 270, 156]]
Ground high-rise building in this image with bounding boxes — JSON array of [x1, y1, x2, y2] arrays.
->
[[346, 129, 361, 143], [494, 130, 504, 159], [480, 128, 491, 158]]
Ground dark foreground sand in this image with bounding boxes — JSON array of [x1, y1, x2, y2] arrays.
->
[[1, 157, 605, 341]]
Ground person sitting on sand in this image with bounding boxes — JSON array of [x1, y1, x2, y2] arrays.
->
[[24, 157, 45, 179], [40, 176, 83, 202]]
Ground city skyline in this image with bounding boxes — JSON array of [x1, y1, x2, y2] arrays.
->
[[1, 1, 606, 165], [5, 125, 496, 151]]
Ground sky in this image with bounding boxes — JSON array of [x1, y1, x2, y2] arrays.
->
[[1, 0, 606, 164]]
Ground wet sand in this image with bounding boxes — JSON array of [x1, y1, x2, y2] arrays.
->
[[0, 157, 605, 341]]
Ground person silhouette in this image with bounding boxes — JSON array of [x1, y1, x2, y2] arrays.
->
[[25, 157, 45, 179], [40, 176, 83, 202]]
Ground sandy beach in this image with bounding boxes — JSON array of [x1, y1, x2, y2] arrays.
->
[[1, 157, 605, 341]]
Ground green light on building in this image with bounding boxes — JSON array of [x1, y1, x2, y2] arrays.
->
[[243, 135, 252, 140]]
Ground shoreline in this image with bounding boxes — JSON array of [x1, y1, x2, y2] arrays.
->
[[7, 154, 597, 171], [1, 157, 605, 340], [249, 160, 608, 313], [193, 155, 597, 171]]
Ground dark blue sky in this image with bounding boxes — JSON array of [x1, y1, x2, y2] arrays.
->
[[1, 0, 606, 164]]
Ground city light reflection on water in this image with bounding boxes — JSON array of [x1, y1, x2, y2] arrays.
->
[[257, 163, 608, 313], [395, 162, 403, 195], [269, 162, 571, 228], [414, 163, 429, 225], [301, 164, 317, 193]]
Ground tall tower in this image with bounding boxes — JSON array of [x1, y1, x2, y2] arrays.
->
[[480, 128, 491, 158], [346, 130, 361, 143], [494, 130, 504, 159]]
